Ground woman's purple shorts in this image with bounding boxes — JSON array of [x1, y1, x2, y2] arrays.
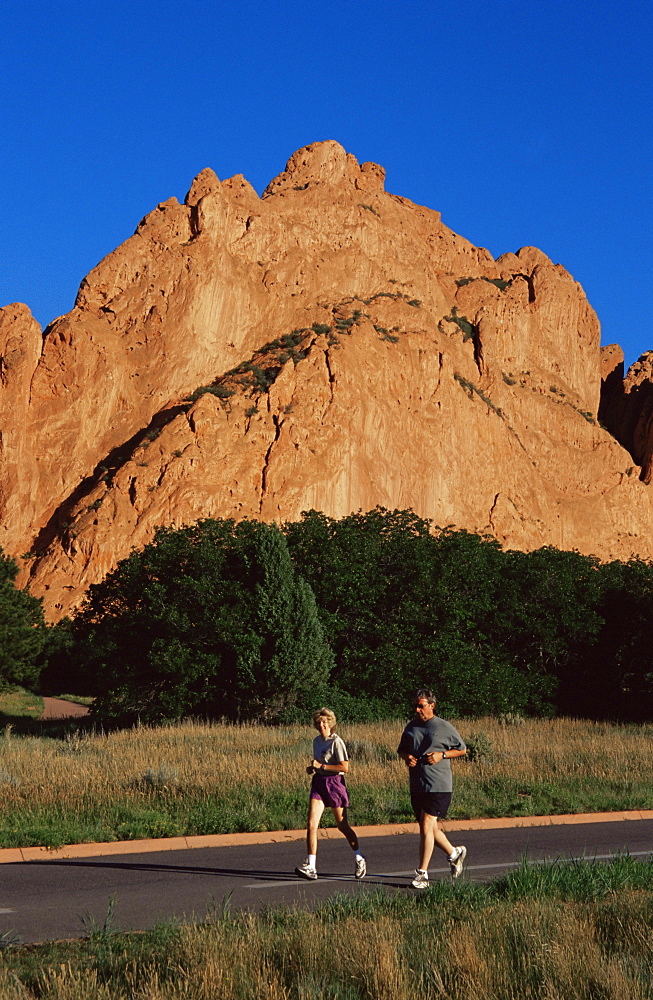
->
[[310, 773, 350, 808]]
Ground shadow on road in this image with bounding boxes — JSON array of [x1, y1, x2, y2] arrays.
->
[[25, 858, 408, 888]]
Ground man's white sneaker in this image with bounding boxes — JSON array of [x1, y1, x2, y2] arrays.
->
[[449, 845, 467, 879], [355, 857, 367, 880], [411, 869, 429, 890], [295, 861, 318, 880]]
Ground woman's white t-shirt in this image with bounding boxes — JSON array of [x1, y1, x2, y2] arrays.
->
[[313, 733, 348, 766]]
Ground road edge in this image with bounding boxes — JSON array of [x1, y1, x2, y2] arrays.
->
[[2, 810, 652, 864]]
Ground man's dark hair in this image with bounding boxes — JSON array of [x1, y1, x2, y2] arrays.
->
[[414, 688, 436, 705]]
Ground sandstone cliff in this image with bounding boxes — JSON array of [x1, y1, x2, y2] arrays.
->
[[1, 140, 652, 620], [600, 345, 653, 485]]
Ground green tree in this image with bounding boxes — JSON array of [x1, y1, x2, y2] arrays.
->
[[284, 508, 438, 709], [567, 558, 653, 720], [0, 549, 45, 690], [495, 546, 603, 715], [285, 510, 610, 718], [247, 523, 334, 719], [285, 510, 533, 716], [61, 507, 653, 724], [73, 519, 331, 724]]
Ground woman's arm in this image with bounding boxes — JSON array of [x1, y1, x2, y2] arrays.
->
[[312, 758, 349, 773]]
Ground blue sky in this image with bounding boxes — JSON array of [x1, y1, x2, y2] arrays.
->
[[1, 0, 651, 370]]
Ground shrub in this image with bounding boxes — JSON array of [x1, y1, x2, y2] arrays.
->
[[345, 739, 396, 763], [464, 731, 494, 762], [445, 307, 477, 342], [482, 277, 511, 290], [498, 712, 525, 727], [130, 766, 180, 792], [185, 385, 234, 403]]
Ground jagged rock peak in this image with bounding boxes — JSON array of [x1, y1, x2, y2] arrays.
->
[[262, 140, 386, 198], [626, 350, 653, 386], [0, 301, 39, 332], [185, 167, 221, 207], [497, 246, 554, 271], [601, 344, 625, 382], [5, 139, 653, 621]]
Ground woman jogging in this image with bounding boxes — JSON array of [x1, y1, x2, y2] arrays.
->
[[295, 708, 366, 881]]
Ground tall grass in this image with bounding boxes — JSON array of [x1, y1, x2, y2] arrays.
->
[[0, 858, 651, 998], [0, 717, 650, 847]]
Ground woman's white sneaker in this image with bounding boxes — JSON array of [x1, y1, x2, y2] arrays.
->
[[411, 869, 429, 889]]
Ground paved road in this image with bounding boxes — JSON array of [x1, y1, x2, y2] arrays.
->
[[0, 819, 650, 945], [40, 698, 90, 720]]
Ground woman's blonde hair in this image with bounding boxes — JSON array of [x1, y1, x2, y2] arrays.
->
[[313, 707, 336, 731]]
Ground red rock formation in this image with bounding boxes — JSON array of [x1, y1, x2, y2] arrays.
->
[[600, 346, 653, 484], [1, 140, 652, 620]]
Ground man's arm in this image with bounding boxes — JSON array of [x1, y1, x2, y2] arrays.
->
[[397, 727, 418, 767], [423, 748, 467, 763]]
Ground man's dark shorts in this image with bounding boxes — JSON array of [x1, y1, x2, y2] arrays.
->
[[411, 791, 452, 821]]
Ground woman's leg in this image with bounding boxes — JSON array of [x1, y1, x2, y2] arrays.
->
[[331, 806, 359, 851], [306, 797, 325, 856]]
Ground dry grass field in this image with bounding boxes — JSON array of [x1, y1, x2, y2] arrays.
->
[[0, 716, 650, 847], [0, 717, 650, 997]]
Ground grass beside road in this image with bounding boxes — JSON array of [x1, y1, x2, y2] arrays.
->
[[51, 694, 94, 707], [0, 689, 44, 722], [0, 717, 650, 848], [0, 857, 651, 998]]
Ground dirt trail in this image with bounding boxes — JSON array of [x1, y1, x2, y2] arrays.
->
[[40, 697, 90, 719]]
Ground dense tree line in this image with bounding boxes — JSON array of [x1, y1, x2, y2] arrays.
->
[[4, 510, 653, 724], [0, 550, 45, 691], [42, 520, 332, 725]]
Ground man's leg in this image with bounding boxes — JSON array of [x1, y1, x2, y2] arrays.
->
[[418, 811, 456, 871]]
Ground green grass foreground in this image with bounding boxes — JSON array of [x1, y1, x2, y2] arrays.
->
[[0, 858, 651, 999], [0, 717, 650, 848]]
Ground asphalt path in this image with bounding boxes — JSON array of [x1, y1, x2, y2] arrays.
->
[[40, 697, 90, 720], [0, 819, 651, 945]]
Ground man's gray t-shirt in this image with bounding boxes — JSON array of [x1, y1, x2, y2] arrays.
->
[[397, 716, 466, 793]]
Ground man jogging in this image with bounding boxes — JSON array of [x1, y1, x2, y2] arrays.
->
[[397, 688, 467, 889]]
